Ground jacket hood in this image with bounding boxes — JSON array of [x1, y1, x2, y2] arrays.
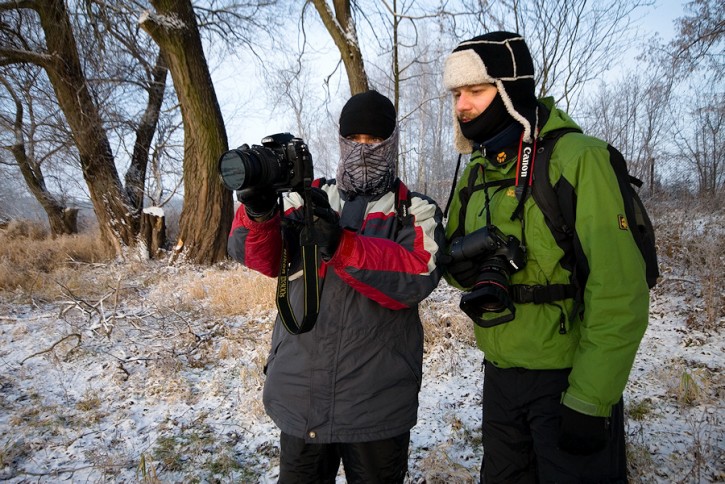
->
[[538, 97, 582, 138]]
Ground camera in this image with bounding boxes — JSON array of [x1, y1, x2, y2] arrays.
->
[[218, 132, 313, 193], [448, 225, 526, 327]]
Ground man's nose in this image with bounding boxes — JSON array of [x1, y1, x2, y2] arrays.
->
[[455, 93, 471, 114]]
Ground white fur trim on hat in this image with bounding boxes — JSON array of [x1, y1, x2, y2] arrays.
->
[[444, 50, 495, 153], [443, 50, 495, 90]]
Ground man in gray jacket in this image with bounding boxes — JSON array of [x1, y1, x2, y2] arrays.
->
[[228, 90, 445, 482]]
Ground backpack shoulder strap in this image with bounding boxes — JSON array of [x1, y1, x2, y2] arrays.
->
[[532, 128, 582, 240], [531, 128, 586, 316]]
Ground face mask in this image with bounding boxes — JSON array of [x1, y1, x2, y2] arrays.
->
[[459, 93, 516, 143], [336, 127, 398, 196]]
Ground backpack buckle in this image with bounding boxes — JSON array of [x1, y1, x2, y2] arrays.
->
[[512, 284, 538, 304]]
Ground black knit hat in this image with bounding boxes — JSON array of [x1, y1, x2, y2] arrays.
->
[[444, 31, 539, 152], [339, 90, 397, 140]]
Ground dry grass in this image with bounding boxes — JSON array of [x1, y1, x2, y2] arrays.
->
[[416, 444, 477, 483], [649, 201, 725, 333], [142, 264, 277, 319], [420, 291, 476, 350], [198, 267, 277, 317], [0, 221, 109, 299]]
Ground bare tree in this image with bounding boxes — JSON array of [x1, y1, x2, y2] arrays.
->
[[0, 0, 143, 254], [671, 0, 724, 76], [674, 93, 725, 196], [582, 72, 673, 195], [0, 70, 78, 234], [0, 0, 176, 255]]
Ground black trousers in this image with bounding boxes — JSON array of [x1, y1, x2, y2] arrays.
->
[[481, 361, 627, 484], [278, 431, 410, 484]]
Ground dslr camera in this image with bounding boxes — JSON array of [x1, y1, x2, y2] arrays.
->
[[218, 132, 313, 193], [448, 225, 526, 327]]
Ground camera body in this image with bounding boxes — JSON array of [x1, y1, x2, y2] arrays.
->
[[448, 225, 526, 326], [218, 132, 313, 193]]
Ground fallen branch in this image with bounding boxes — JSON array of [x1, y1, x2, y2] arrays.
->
[[20, 333, 82, 365]]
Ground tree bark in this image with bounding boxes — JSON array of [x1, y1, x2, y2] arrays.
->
[[140, 209, 166, 259], [140, 0, 232, 264]]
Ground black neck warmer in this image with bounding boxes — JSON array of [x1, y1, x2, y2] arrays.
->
[[459, 93, 516, 143], [481, 121, 523, 153]]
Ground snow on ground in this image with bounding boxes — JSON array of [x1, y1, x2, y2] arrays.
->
[[0, 255, 723, 482]]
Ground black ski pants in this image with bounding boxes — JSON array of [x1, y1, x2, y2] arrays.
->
[[481, 361, 627, 483], [278, 431, 409, 483]]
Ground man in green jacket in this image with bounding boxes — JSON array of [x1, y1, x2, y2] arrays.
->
[[442, 31, 650, 482]]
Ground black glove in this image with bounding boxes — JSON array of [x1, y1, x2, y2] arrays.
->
[[301, 188, 341, 261], [444, 257, 480, 288], [558, 404, 609, 455], [237, 186, 277, 218]]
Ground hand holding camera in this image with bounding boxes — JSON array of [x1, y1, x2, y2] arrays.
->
[[219, 133, 326, 334], [237, 185, 278, 219], [302, 188, 341, 261], [218, 133, 313, 194], [219, 133, 315, 221], [445, 258, 481, 288]]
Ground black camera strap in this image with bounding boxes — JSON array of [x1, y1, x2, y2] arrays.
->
[[275, 191, 323, 335], [275, 241, 321, 335]]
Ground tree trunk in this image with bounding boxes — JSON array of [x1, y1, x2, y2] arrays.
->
[[1, 75, 78, 237], [140, 208, 166, 259], [34, 0, 138, 253], [126, 52, 169, 213], [140, 0, 232, 264]]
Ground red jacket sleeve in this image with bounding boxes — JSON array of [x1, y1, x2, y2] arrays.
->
[[228, 205, 283, 277]]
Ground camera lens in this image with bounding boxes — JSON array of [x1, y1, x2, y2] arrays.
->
[[468, 259, 512, 311], [218, 146, 282, 191]]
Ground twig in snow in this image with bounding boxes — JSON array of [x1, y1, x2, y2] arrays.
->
[[19, 333, 82, 365]]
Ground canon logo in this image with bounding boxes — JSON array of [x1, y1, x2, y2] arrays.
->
[[520, 146, 532, 174]]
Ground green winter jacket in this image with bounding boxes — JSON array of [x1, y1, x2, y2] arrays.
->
[[445, 97, 650, 417]]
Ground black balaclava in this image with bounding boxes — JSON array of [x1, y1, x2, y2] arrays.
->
[[444, 31, 539, 154], [458, 92, 519, 145], [336, 90, 398, 196]]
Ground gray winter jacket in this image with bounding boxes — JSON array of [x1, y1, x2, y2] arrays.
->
[[228, 179, 445, 443]]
